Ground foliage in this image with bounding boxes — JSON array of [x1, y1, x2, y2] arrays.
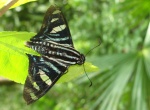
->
[[0, 0, 150, 110], [0, 0, 36, 9]]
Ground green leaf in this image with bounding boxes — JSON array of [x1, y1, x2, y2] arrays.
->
[[88, 51, 150, 110], [144, 22, 150, 47], [131, 57, 147, 110], [0, 0, 36, 9], [57, 62, 99, 83], [0, 31, 99, 84], [90, 53, 138, 110]]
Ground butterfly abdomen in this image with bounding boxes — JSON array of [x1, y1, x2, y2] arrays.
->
[[26, 40, 84, 65]]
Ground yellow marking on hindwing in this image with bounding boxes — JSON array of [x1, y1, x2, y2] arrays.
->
[[33, 82, 40, 91], [38, 69, 52, 86], [30, 93, 38, 100]]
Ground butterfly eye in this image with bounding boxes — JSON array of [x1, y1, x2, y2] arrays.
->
[[76, 54, 84, 65]]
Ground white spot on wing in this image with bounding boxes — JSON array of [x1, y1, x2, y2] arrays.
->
[[50, 25, 66, 33], [51, 18, 59, 22], [30, 93, 38, 100], [38, 69, 52, 86], [52, 10, 61, 14], [33, 82, 40, 91]]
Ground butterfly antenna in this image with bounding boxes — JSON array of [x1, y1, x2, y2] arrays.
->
[[83, 64, 92, 87], [85, 40, 101, 56], [83, 39, 101, 87]]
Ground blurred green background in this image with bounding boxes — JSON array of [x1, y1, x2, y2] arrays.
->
[[0, 0, 150, 110]]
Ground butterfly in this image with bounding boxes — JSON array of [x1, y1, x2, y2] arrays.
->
[[23, 5, 85, 104]]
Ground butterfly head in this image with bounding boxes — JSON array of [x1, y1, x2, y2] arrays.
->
[[77, 54, 85, 65]]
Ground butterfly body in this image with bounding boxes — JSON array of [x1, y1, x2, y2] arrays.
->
[[23, 5, 85, 104], [26, 40, 85, 65]]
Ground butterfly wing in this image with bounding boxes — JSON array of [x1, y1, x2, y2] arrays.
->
[[30, 5, 74, 47], [23, 54, 68, 104]]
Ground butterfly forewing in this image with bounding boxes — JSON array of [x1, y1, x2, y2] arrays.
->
[[23, 5, 85, 104], [31, 5, 74, 47]]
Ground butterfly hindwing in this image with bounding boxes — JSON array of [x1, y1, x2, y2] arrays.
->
[[23, 54, 68, 104], [31, 5, 74, 47]]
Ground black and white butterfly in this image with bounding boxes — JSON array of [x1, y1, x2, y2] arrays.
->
[[23, 5, 85, 104]]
